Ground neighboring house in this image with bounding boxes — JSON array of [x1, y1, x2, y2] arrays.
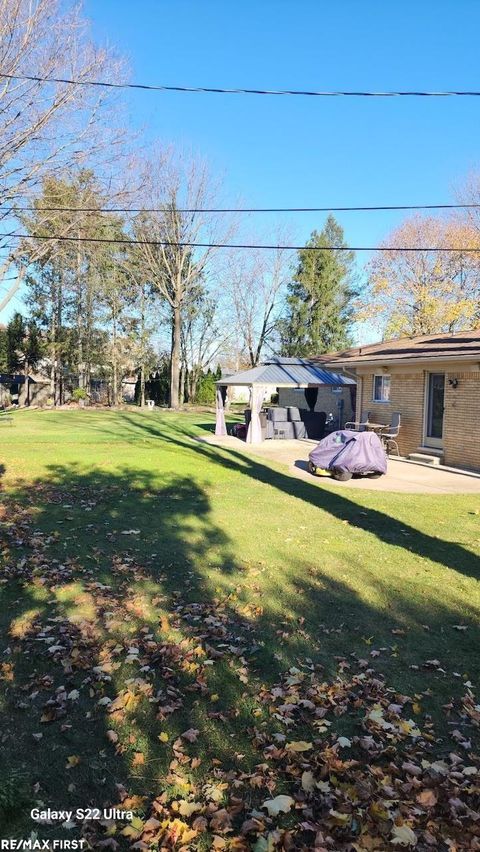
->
[[327, 329, 480, 471], [0, 373, 50, 407], [220, 372, 276, 405], [121, 375, 137, 403]]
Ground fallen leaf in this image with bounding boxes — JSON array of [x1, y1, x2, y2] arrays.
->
[[285, 740, 312, 752], [181, 728, 199, 743], [416, 789, 437, 808], [178, 801, 202, 817], [301, 770, 316, 792], [262, 795, 294, 816], [391, 824, 417, 846]]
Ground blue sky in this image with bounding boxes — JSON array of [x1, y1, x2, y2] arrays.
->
[[4, 0, 480, 336]]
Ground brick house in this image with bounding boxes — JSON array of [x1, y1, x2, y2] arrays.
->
[[326, 329, 480, 472]]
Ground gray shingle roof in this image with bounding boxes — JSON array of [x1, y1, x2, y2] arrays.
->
[[217, 357, 355, 387]]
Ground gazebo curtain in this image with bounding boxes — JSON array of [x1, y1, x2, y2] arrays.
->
[[215, 385, 228, 436], [246, 385, 265, 443]]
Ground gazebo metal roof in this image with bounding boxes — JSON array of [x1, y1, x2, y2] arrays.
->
[[217, 357, 355, 388]]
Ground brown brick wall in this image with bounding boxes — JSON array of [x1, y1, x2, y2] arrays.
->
[[358, 371, 425, 456], [357, 368, 480, 470], [443, 372, 480, 470]]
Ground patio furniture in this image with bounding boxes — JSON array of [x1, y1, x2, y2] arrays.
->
[[292, 420, 307, 439], [345, 410, 372, 431], [379, 412, 401, 456], [259, 410, 270, 440], [267, 406, 294, 440], [273, 422, 295, 440], [301, 409, 326, 440], [259, 406, 327, 440], [366, 421, 389, 433]]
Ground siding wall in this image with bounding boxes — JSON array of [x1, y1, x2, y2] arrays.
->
[[357, 365, 480, 471]]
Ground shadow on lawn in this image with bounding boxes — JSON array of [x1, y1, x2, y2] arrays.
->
[[0, 467, 244, 837], [0, 416, 479, 843], [115, 411, 480, 584]]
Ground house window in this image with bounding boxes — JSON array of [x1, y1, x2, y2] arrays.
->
[[373, 374, 391, 402]]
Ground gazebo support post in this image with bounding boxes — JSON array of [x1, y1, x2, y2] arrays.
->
[[246, 384, 265, 443], [215, 384, 228, 436]]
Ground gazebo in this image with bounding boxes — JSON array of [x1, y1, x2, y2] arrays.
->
[[215, 357, 356, 443]]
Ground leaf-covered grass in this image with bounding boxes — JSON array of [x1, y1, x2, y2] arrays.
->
[[0, 409, 479, 849]]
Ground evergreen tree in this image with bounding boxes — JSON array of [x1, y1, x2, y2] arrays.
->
[[279, 216, 356, 355], [6, 313, 43, 374], [0, 326, 7, 372]]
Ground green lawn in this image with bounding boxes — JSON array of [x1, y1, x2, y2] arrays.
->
[[0, 409, 479, 850]]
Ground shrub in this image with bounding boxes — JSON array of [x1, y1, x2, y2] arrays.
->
[[71, 388, 88, 402], [195, 372, 216, 405]]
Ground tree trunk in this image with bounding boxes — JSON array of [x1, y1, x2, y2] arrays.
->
[[170, 305, 181, 408], [139, 286, 146, 407], [179, 362, 186, 405], [139, 364, 145, 407], [189, 369, 200, 403], [76, 234, 84, 391], [55, 276, 63, 405], [112, 308, 118, 407], [24, 356, 29, 406], [50, 297, 57, 405]]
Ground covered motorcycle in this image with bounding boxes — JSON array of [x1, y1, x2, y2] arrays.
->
[[308, 429, 387, 481]]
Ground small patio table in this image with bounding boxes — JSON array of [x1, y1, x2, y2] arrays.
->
[[365, 422, 389, 433], [344, 419, 388, 432]]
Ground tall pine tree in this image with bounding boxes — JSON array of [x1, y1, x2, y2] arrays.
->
[[280, 216, 356, 355], [5, 312, 43, 375]]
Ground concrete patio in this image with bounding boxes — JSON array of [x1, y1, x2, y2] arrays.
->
[[198, 434, 480, 494]]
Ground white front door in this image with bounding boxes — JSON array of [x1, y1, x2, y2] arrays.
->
[[424, 372, 445, 448]]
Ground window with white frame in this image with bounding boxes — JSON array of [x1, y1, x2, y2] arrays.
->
[[373, 374, 391, 402]]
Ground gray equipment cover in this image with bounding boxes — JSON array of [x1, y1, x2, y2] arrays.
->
[[309, 429, 387, 475]]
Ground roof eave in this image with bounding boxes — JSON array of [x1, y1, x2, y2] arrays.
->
[[328, 352, 480, 369]]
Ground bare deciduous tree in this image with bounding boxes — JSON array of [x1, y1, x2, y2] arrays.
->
[[0, 0, 129, 312], [132, 151, 235, 408], [0, 0, 126, 206], [181, 291, 230, 401], [227, 242, 291, 366]]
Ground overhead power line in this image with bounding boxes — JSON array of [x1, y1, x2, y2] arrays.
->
[[2, 72, 480, 98], [4, 232, 480, 252], [2, 203, 480, 214]]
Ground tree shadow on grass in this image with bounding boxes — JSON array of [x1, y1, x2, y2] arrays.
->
[[123, 412, 480, 583], [0, 428, 479, 848]]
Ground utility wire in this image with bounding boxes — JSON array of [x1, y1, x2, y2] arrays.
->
[[2, 203, 480, 214], [2, 72, 480, 97], [4, 232, 480, 252]]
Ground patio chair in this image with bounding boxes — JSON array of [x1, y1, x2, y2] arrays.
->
[[380, 412, 401, 456], [345, 410, 372, 432]]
